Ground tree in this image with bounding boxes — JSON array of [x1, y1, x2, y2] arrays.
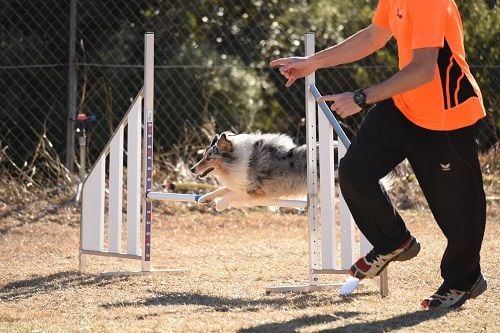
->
[[1, 0, 498, 173]]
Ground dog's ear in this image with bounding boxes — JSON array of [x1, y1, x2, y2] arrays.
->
[[210, 134, 219, 146], [217, 133, 233, 152]]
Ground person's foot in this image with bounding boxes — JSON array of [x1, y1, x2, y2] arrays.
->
[[421, 273, 487, 310], [350, 236, 420, 279]]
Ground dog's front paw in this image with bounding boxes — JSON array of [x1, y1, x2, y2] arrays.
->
[[198, 194, 214, 204]]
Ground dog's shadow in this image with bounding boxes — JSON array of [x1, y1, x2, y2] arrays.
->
[[0, 270, 127, 302], [101, 290, 375, 312]]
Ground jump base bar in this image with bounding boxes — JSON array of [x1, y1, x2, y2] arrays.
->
[[147, 192, 307, 209], [100, 268, 189, 277], [265, 283, 345, 293]]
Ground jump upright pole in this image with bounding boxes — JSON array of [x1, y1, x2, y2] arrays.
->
[[142, 32, 154, 271]]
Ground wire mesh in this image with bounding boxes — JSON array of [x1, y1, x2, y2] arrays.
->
[[0, 0, 498, 188]]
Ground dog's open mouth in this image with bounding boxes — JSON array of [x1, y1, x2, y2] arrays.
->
[[199, 167, 214, 178]]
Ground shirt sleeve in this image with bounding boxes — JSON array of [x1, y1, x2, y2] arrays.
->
[[409, 0, 448, 49], [372, 0, 390, 28]]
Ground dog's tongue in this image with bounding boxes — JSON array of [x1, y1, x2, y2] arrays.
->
[[200, 167, 214, 178]]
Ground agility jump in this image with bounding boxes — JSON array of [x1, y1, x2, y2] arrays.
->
[[79, 32, 388, 296]]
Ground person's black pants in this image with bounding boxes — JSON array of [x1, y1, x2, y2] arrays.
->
[[338, 99, 486, 291]]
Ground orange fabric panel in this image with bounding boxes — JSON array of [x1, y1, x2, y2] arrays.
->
[[372, 0, 485, 130]]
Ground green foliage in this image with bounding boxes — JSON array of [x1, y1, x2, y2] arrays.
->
[[458, 1, 500, 135], [1, 0, 498, 167]]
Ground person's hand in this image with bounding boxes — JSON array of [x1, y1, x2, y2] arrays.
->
[[317, 92, 363, 119], [269, 57, 316, 87]]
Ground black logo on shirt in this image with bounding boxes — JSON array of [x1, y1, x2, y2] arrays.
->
[[397, 8, 403, 19]]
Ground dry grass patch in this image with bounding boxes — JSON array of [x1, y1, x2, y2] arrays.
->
[[0, 150, 498, 332]]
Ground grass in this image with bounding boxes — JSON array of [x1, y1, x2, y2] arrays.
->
[[0, 150, 498, 332], [0, 194, 498, 332]]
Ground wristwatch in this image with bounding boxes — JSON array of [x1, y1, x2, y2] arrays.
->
[[353, 89, 370, 109]]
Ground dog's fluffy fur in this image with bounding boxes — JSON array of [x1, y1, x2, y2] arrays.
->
[[191, 132, 308, 211]]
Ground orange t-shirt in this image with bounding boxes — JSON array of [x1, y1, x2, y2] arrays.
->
[[372, 0, 485, 130]]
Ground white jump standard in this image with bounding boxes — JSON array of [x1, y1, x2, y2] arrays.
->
[[79, 33, 188, 274], [79, 32, 388, 296], [264, 33, 388, 296]]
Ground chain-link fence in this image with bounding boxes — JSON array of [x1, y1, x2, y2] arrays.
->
[[1, 0, 498, 188]]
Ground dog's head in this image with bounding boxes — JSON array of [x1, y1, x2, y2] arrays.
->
[[191, 132, 234, 178]]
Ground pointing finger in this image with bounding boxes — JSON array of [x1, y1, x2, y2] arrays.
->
[[269, 58, 290, 67]]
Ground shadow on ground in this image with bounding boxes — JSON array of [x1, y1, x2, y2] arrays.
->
[[238, 310, 449, 332], [0, 270, 128, 301], [101, 290, 377, 313]]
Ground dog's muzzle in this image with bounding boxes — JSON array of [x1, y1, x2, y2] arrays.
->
[[199, 167, 214, 178], [191, 166, 214, 178]]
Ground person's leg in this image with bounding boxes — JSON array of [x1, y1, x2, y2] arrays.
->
[[339, 99, 411, 254], [405, 123, 486, 293]]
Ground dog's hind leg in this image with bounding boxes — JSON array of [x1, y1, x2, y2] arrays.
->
[[198, 187, 229, 204], [217, 192, 276, 211]]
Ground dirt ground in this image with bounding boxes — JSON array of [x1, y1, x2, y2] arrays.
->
[[0, 159, 499, 332]]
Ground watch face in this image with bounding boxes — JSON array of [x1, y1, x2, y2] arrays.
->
[[354, 90, 366, 106], [354, 94, 361, 104]]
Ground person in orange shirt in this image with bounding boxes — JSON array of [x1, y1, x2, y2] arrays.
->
[[271, 0, 487, 309]]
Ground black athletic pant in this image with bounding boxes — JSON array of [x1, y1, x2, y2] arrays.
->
[[338, 99, 486, 291]]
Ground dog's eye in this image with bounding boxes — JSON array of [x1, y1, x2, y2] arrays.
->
[[207, 147, 219, 157]]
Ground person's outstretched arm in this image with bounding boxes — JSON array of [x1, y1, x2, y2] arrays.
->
[[317, 47, 439, 119], [269, 24, 392, 87]]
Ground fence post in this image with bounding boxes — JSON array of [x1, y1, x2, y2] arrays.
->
[[65, 0, 78, 172]]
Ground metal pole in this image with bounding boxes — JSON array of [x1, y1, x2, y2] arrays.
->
[[65, 0, 78, 172], [79, 129, 86, 180], [73, 128, 86, 204], [309, 84, 351, 148]]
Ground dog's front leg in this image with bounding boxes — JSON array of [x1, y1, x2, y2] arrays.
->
[[215, 191, 240, 211], [198, 187, 229, 204]]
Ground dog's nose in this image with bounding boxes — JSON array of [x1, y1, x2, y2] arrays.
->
[[190, 166, 196, 174]]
